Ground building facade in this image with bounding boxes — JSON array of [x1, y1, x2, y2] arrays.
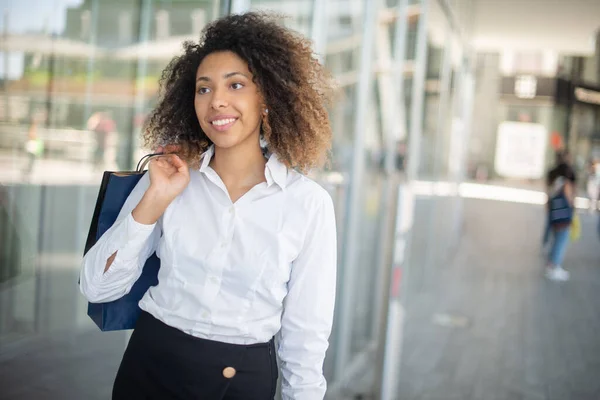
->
[[0, 1, 474, 398]]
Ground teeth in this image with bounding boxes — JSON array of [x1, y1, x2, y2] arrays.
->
[[212, 118, 236, 126]]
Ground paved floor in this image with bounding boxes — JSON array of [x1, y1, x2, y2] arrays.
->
[[0, 328, 127, 400], [398, 199, 600, 400], [1, 194, 599, 400]]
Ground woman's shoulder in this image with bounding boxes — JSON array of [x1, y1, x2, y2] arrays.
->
[[285, 170, 334, 209]]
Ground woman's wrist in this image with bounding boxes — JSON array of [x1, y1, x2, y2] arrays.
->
[[145, 185, 175, 204], [132, 187, 172, 225]]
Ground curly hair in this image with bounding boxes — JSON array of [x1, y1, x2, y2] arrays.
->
[[142, 12, 334, 172]]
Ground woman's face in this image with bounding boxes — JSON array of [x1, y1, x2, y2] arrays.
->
[[194, 51, 264, 151]]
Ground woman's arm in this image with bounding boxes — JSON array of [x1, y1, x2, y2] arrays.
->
[[101, 186, 172, 273], [564, 180, 575, 207], [79, 173, 162, 303], [80, 152, 189, 303], [277, 189, 337, 400]]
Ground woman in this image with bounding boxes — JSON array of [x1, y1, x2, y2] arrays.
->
[[22, 114, 44, 178], [80, 12, 337, 400], [546, 160, 575, 281]]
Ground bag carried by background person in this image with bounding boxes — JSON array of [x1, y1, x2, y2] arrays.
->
[[548, 177, 573, 227], [570, 214, 581, 242]]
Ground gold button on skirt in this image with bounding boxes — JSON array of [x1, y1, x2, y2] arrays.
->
[[222, 367, 237, 379]]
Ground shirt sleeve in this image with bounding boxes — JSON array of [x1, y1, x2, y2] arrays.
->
[[277, 189, 337, 400], [79, 173, 162, 303]]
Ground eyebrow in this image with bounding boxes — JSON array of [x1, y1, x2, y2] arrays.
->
[[196, 72, 249, 82]]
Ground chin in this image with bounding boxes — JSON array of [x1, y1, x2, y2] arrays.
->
[[209, 136, 243, 149]]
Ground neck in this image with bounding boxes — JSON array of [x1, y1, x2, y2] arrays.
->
[[210, 137, 266, 188]]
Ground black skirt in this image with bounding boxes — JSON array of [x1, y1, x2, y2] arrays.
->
[[112, 311, 278, 400]]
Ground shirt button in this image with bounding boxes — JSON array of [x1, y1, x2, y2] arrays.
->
[[202, 311, 209, 318], [220, 241, 227, 248], [229, 206, 235, 214], [210, 276, 219, 284], [223, 367, 236, 379]]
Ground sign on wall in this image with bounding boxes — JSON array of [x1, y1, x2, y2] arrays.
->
[[494, 121, 548, 179]]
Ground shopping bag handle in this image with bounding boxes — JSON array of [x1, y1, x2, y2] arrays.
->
[[136, 153, 164, 172]]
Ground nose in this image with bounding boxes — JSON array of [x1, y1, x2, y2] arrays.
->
[[210, 86, 228, 109]]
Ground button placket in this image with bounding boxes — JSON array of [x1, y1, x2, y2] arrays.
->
[[213, 205, 234, 252], [216, 205, 236, 251], [203, 207, 232, 308], [203, 275, 221, 305]]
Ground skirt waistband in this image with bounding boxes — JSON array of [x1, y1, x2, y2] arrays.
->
[[136, 310, 274, 349]]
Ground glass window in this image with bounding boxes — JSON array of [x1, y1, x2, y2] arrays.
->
[[0, 1, 224, 398], [249, 0, 314, 37]]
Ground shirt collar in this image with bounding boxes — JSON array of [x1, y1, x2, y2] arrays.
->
[[199, 145, 214, 172], [265, 152, 288, 190], [199, 145, 288, 190]]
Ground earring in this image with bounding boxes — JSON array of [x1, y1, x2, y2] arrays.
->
[[264, 109, 269, 114]]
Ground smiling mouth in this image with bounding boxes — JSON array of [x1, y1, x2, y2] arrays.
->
[[210, 118, 238, 131]]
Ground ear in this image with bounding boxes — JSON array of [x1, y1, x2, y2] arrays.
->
[[258, 91, 268, 114], [259, 101, 269, 118]]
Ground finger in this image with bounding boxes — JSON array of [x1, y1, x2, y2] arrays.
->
[[167, 154, 183, 167], [168, 155, 188, 171], [156, 157, 173, 168], [155, 161, 177, 176], [155, 146, 164, 154], [151, 158, 163, 169], [164, 144, 181, 154], [161, 157, 177, 169]]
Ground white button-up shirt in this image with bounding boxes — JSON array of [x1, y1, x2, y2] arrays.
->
[[80, 145, 337, 400]]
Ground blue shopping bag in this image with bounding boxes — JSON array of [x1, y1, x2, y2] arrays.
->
[[83, 155, 161, 331]]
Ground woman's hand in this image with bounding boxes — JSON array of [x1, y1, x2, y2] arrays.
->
[[147, 146, 190, 203], [132, 145, 189, 226]]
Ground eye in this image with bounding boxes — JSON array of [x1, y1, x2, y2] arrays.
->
[[231, 82, 244, 90], [197, 87, 210, 95]]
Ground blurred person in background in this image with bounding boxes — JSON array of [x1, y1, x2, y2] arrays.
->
[[543, 150, 576, 249], [87, 111, 116, 169], [544, 150, 576, 281], [586, 158, 600, 212], [22, 114, 44, 179]]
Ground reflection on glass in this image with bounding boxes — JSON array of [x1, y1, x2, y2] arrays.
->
[[0, 2, 222, 398], [1, 1, 222, 182], [250, 0, 314, 36], [0, 0, 472, 398]]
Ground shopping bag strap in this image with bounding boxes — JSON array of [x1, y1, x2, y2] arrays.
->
[[136, 153, 164, 172]]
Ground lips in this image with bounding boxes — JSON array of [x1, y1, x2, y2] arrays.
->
[[208, 116, 238, 132], [211, 117, 236, 126]]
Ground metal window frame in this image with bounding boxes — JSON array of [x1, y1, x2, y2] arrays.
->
[[219, 3, 474, 400], [333, 0, 380, 381]]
